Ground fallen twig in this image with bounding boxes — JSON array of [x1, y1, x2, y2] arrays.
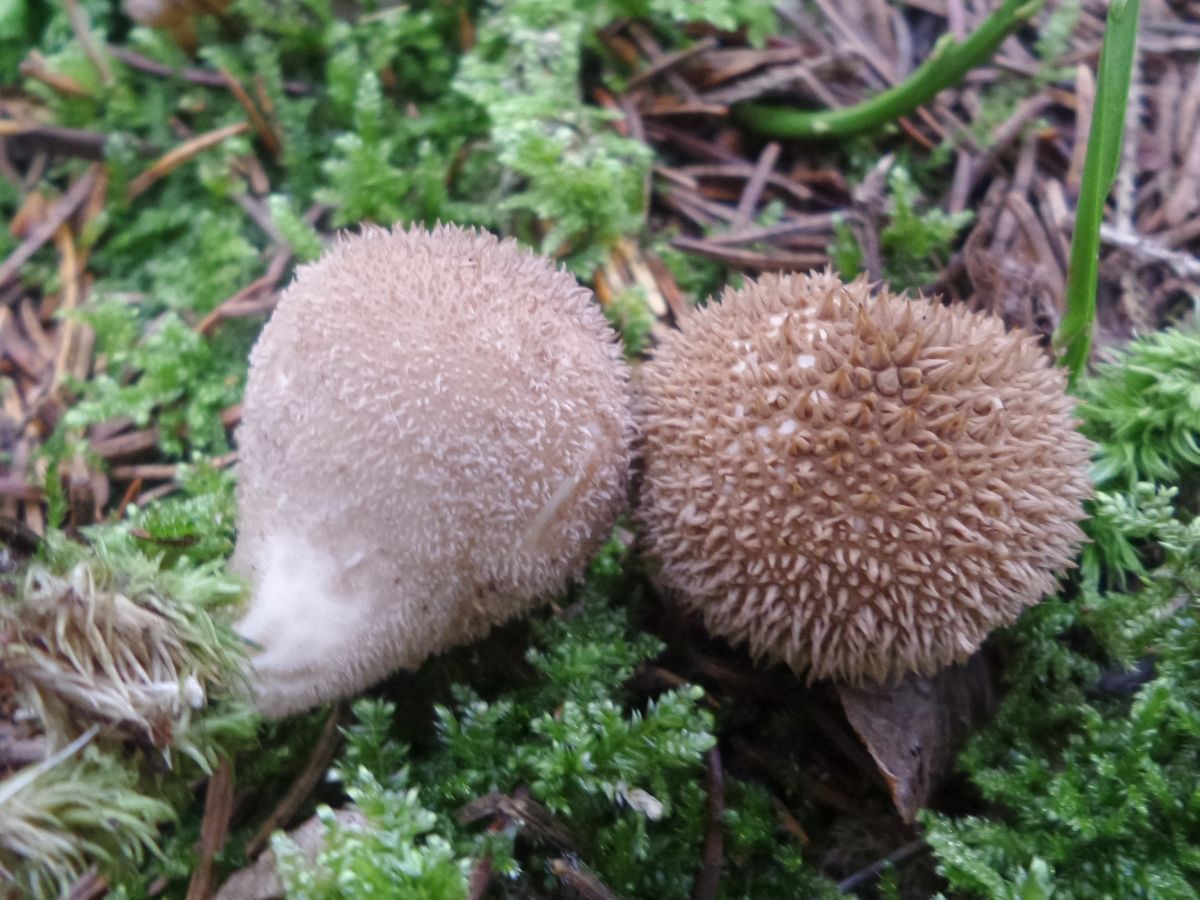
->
[[835, 838, 929, 893], [0, 122, 125, 162], [185, 758, 236, 900], [245, 704, 345, 859], [0, 166, 100, 288], [692, 748, 725, 900], [629, 37, 717, 90], [196, 247, 292, 336], [732, 142, 781, 229], [1099, 223, 1200, 281], [65, 0, 114, 87], [549, 858, 622, 900], [219, 69, 283, 161], [127, 122, 250, 200], [64, 866, 108, 900], [670, 235, 826, 271], [107, 45, 312, 96]]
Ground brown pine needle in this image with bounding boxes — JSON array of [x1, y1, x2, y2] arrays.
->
[[0, 167, 100, 288], [219, 69, 283, 161], [126, 122, 249, 200], [19, 51, 94, 98]]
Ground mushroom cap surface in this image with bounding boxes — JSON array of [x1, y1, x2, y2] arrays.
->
[[636, 270, 1093, 684], [233, 224, 632, 716]]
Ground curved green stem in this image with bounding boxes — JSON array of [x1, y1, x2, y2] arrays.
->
[[734, 0, 1044, 139]]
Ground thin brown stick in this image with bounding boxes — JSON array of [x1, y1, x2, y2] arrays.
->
[[185, 758, 236, 900], [109, 463, 178, 481], [629, 37, 717, 89], [627, 22, 698, 103], [0, 123, 123, 163], [65, 0, 114, 86], [0, 166, 100, 288], [967, 94, 1052, 196], [679, 164, 814, 204], [89, 427, 159, 460], [20, 52, 94, 97], [662, 186, 739, 224], [671, 236, 827, 271], [467, 857, 494, 900], [196, 247, 292, 335], [219, 69, 283, 161], [127, 122, 249, 200], [644, 124, 745, 164], [692, 748, 725, 900], [245, 703, 345, 859], [233, 193, 288, 246], [641, 99, 728, 118], [708, 214, 838, 245], [108, 45, 312, 95], [64, 866, 108, 900], [836, 838, 929, 893], [1100, 224, 1200, 280], [732, 142, 781, 229], [549, 858, 621, 900]]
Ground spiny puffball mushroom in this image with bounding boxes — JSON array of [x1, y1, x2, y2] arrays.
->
[[233, 224, 633, 717], [636, 270, 1093, 684]]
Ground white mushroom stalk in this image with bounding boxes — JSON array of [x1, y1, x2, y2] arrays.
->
[[233, 225, 633, 717]]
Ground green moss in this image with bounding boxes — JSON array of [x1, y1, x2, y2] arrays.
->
[[264, 539, 840, 898], [921, 320, 1200, 895], [17, 1, 1200, 897], [1077, 326, 1200, 491], [604, 287, 655, 357], [832, 164, 973, 291], [274, 775, 472, 900], [0, 526, 257, 897]]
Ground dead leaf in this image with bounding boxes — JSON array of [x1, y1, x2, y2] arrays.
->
[[836, 652, 995, 823], [214, 808, 368, 900]]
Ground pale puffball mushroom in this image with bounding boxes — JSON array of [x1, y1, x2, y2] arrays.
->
[[636, 270, 1093, 685], [233, 224, 633, 717]]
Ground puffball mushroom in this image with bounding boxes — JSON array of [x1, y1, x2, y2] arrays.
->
[[636, 270, 1093, 684], [233, 224, 633, 717]]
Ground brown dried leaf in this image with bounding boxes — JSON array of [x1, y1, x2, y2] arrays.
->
[[214, 808, 368, 900], [836, 653, 995, 823]]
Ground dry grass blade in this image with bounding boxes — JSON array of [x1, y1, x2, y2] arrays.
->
[[6, 566, 197, 744], [126, 122, 249, 200], [0, 725, 173, 898]]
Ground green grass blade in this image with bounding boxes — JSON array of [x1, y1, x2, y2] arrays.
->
[[734, 0, 1043, 139], [1055, 0, 1142, 384]]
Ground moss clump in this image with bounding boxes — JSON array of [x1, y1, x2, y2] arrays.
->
[[924, 327, 1200, 897], [0, 526, 255, 897]]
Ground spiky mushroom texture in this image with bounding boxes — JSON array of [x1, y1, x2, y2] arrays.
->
[[233, 225, 633, 717], [636, 270, 1093, 684]]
